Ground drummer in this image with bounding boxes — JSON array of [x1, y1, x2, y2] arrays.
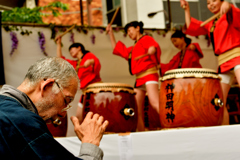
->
[[161, 30, 204, 76], [106, 21, 161, 131], [55, 36, 102, 123], [180, 0, 240, 125]]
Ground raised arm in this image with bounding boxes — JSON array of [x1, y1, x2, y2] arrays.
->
[[106, 24, 117, 49], [55, 36, 63, 58], [180, 0, 191, 28]]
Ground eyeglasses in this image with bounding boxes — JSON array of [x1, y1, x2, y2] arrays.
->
[[55, 81, 73, 112]]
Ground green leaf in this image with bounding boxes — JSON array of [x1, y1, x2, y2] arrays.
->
[[1, 1, 69, 23]]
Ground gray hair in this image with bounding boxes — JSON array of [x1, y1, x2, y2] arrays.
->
[[24, 57, 79, 88]]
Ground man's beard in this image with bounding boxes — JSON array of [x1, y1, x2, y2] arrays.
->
[[35, 96, 55, 121]]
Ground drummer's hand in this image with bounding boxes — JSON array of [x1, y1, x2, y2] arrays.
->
[[188, 44, 196, 51], [83, 59, 94, 68], [180, 0, 189, 10], [148, 46, 156, 55], [106, 24, 113, 34], [71, 112, 109, 146], [220, 1, 231, 15], [55, 36, 62, 45]]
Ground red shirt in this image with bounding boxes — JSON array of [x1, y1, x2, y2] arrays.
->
[[62, 52, 102, 89], [184, 4, 240, 73], [161, 43, 203, 76], [113, 35, 161, 87], [113, 35, 161, 75]]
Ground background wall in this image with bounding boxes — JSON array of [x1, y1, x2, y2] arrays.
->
[[1, 26, 218, 136]]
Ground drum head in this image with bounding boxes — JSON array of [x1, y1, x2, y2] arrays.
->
[[160, 68, 221, 81], [84, 82, 135, 94]]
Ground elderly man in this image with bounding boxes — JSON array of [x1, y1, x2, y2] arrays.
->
[[0, 57, 108, 159]]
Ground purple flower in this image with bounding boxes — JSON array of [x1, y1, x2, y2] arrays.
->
[[70, 32, 75, 43], [10, 32, 18, 56], [114, 27, 120, 32], [99, 29, 104, 34], [90, 34, 96, 44], [38, 32, 48, 56]]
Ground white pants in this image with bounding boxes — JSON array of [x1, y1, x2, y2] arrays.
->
[[219, 65, 240, 85], [136, 81, 159, 91]]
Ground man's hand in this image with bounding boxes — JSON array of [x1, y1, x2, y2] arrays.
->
[[71, 112, 109, 146]]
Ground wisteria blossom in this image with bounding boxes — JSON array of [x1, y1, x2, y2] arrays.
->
[[70, 32, 75, 43], [10, 32, 18, 56], [90, 34, 96, 44], [38, 31, 48, 56]]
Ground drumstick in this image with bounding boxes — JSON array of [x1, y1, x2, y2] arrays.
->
[[134, 53, 149, 61], [106, 7, 120, 34], [200, 12, 220, 27], [110, 7, 120, 25], [59, 24, 76, 38]]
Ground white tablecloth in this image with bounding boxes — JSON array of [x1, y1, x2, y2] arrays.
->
[[56, 125, 240, 160]]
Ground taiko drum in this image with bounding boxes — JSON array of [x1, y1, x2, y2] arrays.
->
[[143, 95, 161, 130], [82, 83, 138, 133], [159, 68, 224, 128]]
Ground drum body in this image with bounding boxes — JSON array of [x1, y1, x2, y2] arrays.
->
[[83, 83, 138, 133], [143, 96, 161, 130], [47, 116, 68, 137], [159, 68, 224, 128]]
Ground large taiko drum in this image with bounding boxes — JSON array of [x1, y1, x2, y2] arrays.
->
[[47, 116, 68, 137], [143, 95, 161, 130], [82, 83, 138, 133], [159, 68, 224, 128]]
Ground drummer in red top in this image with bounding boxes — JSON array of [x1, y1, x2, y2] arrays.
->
[[161, 30, 203, 76], [180, 0, 240, 125], [106, 21, 161, 131], [56, 36, 102, 123]]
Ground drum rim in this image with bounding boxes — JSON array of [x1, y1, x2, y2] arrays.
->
[[86, 82, 134, 88], [160, 68, 221, 81], [83, 82, 135, 94]]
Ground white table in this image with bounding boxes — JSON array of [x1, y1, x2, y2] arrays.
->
[[56, 125, 240, 160]]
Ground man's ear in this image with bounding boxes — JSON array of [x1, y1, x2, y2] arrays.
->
[[40, 79, 55, 97]]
